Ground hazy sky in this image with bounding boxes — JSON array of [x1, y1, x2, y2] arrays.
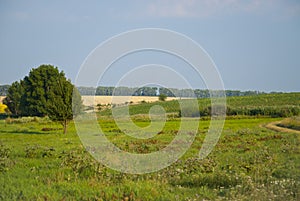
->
[[0, 0, 299, 92]]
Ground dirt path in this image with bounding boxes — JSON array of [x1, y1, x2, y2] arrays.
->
[[262, 120, 300, 134]]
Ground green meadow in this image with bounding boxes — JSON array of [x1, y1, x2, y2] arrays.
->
[[0, 93, 300, 200]]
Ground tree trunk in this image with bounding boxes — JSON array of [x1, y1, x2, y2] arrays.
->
[[63, 119, 68, 134]]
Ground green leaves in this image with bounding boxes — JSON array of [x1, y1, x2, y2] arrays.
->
[[3, 81, 24, 115]]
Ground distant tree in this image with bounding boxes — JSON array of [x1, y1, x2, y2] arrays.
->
[[158, 93, 167, 101], [3, 81, 24, 115]]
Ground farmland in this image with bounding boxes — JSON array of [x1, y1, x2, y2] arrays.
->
[[81, 95, 181, 106], [0, 93, 300, 200]]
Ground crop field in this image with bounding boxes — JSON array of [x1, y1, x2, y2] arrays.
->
[[0, 93, 300, 200], [81, 96, 181, 106]]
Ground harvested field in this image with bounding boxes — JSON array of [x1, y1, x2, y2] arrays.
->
[[82, 95, 181, 106]]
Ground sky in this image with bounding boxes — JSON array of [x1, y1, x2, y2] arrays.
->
[[0, 0, 300, 92]]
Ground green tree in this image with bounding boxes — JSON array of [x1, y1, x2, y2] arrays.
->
[[3, 81, 24, 115], [46, 75, 83, 134]]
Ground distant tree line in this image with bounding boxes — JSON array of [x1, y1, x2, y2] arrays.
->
[[179, 105, 300, 118], [77, 86, 158, 96], [77, 86, 267, 98], [1, 85, 282, 98]]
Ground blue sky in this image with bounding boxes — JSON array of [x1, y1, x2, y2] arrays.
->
[[0, 0, 299, 91]]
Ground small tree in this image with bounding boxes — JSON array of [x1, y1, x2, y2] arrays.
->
[[46, 76, 83, 134], [158, 93, 167, 101], [3, 81, 24, 116]]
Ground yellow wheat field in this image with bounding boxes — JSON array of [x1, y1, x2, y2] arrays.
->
[[82, 96, 180, 106], [0, 96, 181, 106]]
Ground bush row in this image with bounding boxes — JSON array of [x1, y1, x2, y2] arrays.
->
[[179, 106, 300, 118]]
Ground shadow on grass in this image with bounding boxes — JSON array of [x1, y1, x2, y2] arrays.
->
[[0, 129, 58, 135]]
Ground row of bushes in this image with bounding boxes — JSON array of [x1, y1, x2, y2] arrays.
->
[[179, 106, 300, 118], [226, 106, 300, 117]]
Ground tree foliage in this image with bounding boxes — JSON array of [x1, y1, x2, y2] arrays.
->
[[3, 81, 24, 115], [45, 72, 83, 134], [21, 65, 63, 116], [77, 86, 265, 98]]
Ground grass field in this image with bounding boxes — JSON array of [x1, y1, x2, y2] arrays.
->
[[0, 93, 300, 200]]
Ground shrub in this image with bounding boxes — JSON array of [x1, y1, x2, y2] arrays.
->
[[158, 94, 167, 101], [0, 143, 13, 172], [25, 145, 55, 158], [60, 149, 104, 179]]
